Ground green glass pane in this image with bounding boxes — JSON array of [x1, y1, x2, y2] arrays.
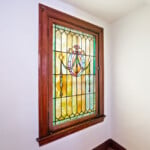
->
[[94, 76, 96, 93], [86, 94, 89, 112], [53, 51, 55, 74], [93, 57, 96, 74], [53, 24, 56, 51], [90, 39, 93, 56], [93, 93, 96, 111], [90, 94, 94, 111], [90, 75, 94, 93], [86, 75, 90, 93], [90, 57, 93, 74], [53, 99, 56, 125], [53, 75, 55, 98], [93, 37, 96, 56]]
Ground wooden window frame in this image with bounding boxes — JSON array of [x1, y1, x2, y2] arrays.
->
[[37, 3, 105, 146]]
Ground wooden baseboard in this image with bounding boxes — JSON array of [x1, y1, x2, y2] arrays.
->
[[93, 139, 126, 150]]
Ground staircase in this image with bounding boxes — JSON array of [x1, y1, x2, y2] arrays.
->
[[93, 139, 126, 150]]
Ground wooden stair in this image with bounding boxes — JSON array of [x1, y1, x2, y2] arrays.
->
[[93, 139, 126, 150]]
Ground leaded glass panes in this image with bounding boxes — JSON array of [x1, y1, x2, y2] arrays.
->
[[38, 5, 104, 145], [53, 24, 96, 125]]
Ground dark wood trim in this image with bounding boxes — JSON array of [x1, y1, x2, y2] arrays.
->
[[38, 3, 105, 146], [93, 139, 109, 150], [39, 4, 103, 33], [38, 4, 49, 138], [37, 115, 105, 146], [93, 139, 126, 150], [109, 139, 126, 150]]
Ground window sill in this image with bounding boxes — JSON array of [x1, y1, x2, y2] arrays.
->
[[37, 115, 105, 146]]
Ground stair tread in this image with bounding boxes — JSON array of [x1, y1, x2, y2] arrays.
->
[[107, 148, 114, 150]]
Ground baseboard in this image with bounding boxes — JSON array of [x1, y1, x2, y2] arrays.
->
[[93, 139, 126, 150]]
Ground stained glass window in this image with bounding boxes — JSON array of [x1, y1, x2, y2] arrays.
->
[[38, 4, 104, 145], [52, 24, 96, 125]]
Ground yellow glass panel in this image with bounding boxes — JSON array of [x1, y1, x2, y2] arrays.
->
[[72, 76, 76, 95], [82, 37, 85, 51], [62, 97, 66, 117], [67, 97, 72, 116], [56, 75, 66, 97], [56, 98, 61, 119], [56, 52, 60, 74], [82, 95, 86, 112], [73, 35, 77, 46], [86, 39, 90, 55], [90, 39, 93, 56], [56, 75, 60, 97], [56, 52, 67, 74], [81, 55, 86, 74], [66, 53, 70, 74], [90, 57, 93, 74], [86, 56, 90, 74], [56, 30, 61, 51], [67, 75, 72, 96], [81, 75, 85, 94], [62, 75, 66, 97], [62, 32, 67, 52], [72, 96, 76, 115], [77, 76, 81, 95], [77, 36, 82, 49], [67, 33, 73, 49], [77, 96, 81, 114], [62, 53, 67, 74]]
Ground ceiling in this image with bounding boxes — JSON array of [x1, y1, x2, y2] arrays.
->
[[61, 0, 150, 23]]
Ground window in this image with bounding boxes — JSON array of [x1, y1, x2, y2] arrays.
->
[[37, 4, 105, 146]]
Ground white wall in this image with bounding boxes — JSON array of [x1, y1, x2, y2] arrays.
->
[[0, 0, 111, 150], [111, 4, 150, 150]]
